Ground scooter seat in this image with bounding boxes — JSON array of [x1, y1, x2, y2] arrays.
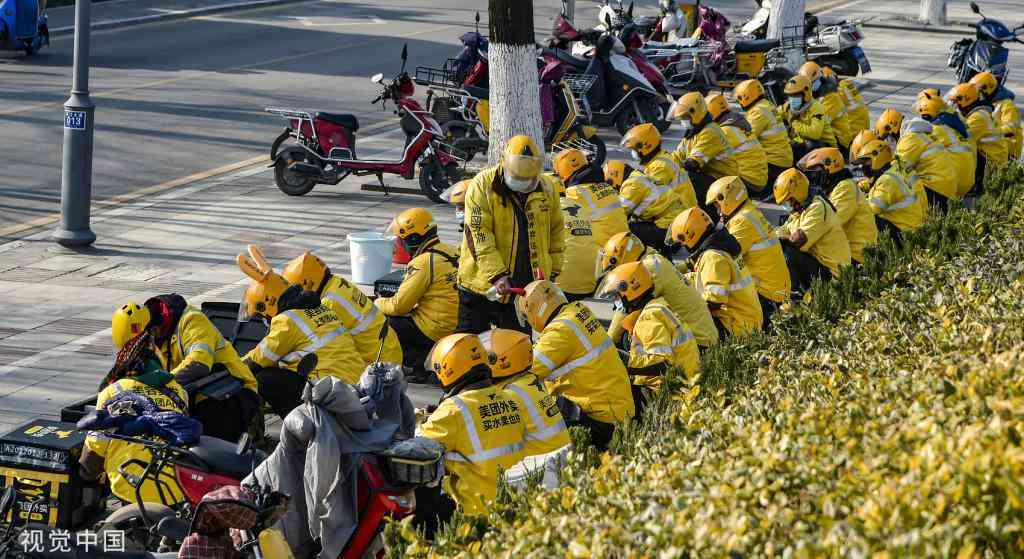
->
[[463, 85, 490, 100], [733, 39, 781, 53], [316, 112, 360, 132], [189, 436, 266, 478], [553, 49, 589, 70]]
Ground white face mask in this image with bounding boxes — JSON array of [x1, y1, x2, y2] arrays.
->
[[780, 203, 793, 213], [504, 172, 537, 193], [788, 97, 804, 112], [812, 78, 822, 92], [455, 209, 465, 223], [627, 148, 641, 161]]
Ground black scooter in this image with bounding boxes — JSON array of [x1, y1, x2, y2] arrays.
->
[[947, 1, 1023, 85]]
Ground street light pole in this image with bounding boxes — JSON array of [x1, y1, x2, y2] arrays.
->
[[53, 0, 96, 247]]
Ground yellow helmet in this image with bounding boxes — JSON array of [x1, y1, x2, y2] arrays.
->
[[595, 261, 655, 312], [797, 61, 823, 85], [969, 71, 998, 97], [282, 252, 329, 293], [705, 92, 729, 121], [734, 79, 766, 109], [603, 159, 632, 188], [553, 148, 589, 182], [849, 129, 879, 162], [948, 83, 980, 111], [821, 66, 837, 80], [478, 329, 532, 379], [388, 208, 436, 240], [784, 75, 813, 103], [445, 179, 469, 206], [773, 168, 810, 206], [515, 280, 569, 332], [706, 175, 748, 217], [853, 139, 894, 173], [598, 231, 647, 276], [426, 333, 491, 389], [797, 147, 845, 175], [621, 123, 661, 158], [874, 108, 904, 140], [914, 96, 944, 120], [666, 207, 714, 250], [673, 91, 708, 124], [111, 302, 152, 349], [917, 87, 942, 102], [238, 245, 292, 320], [502, 135, 543, 187]]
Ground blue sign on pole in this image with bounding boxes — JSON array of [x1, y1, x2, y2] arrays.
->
[[64, 110, 87, 131]]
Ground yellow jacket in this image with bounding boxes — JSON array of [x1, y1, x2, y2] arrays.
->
[[897, 131, 958, 200], [628, 297, 699, 390], [556, 198, 599, 296], [722, 124, 769, 188], [532, 302, 635, 424], [374, 240, 459, 342], [321, 275, 402, 366], [838, 79, 870, 135], [644, 150, 698, 209], [693, 248, 762, 336], [677, 122, 739, 178], [418, 383, 527, 515], [819, 90, 854, 147], [497, 373, 570, 457], [966, 106, 1009, 164], [781, 99, 837, 147], [459, 166, 565, 295], [607, 253, 718, 347], [566, 182, 629, 248], [244, 304, 364, 384], [993, 97, 1022, 159], [725, 200, 790, 302], [930, 122, 977, 197], [619, 172, 686, 228], [828, 178, 877, 264], [746, 99, 793, 168], [867, 167, 925, 232], [159, 306, 258, 394], [777, 196, 851, 278], [85, 377, 188, 504]]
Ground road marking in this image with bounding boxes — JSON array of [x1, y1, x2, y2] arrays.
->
[[0, 23, 451, 117], [290, 14, 386, 27], [814, 0, 873, 15], [0, 117, 400, 239]]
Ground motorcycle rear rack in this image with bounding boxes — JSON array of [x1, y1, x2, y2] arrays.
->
[[414, 64, 460, 88], [266, 106, 324, 146], [551, 137, 600, 161]]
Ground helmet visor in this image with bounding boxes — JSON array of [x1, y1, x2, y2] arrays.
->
[[594, 273, 625, 301], [595, 248, 611, 280], [238, 285, 258, 323], [514, 294, 530, 329], [505, 154, 542, 182]]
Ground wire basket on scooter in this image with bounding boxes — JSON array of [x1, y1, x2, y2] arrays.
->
[[379, 437, 445, 486], [414, 61, 461, 88], [552, 137, 600, 162], [563, 74, 598, 96]]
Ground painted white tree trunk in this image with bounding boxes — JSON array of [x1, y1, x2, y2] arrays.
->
[[767, 0, 806, 73], [919, 0, 946, 25], [486, 43, 545, 165]]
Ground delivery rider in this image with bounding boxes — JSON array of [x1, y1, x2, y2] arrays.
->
[[705, 176, 790, 326], [667, 208, 763, 337], [971, 71, 1021, 161], [597, 231, 718, 349], [949, 82, 1009, 196], [555, 191, 600, 302], [416, 333, 527, 531], [734, 79, 793, 190], [458, 135, 565, 333], [672, 92, 739, 215], [705, 92, 769, 197], [80, 331, 189, 505], [914, 95, 976, 199], [553, 148, 629, 248], [518, 280, 635, 450], [620, 123, 699, 210], [111, 296, 259, 442], [596, 261, 699, 415], [853, 140, 926, 247], [797, 148, 877, 266], [799, 61, 853, 153], [603, 159, 685, 256], [875, 109, 958, 212], [781, 75, 837, 161], [237, 245, 364, 418], [826, 66, 870, 136], [371, 208, 459, 384], [446, 179, 470, 232]]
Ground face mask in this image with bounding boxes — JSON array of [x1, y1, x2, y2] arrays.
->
[[678, 120, 693, 132], [504, 172, 537, 193], [885, 138, 897, 152], [612, 299, 625, 313], [779, 202, 793, 213], [627, 149, 641, 161], [788, 97, 804, 111], [812, 78, 822, 92], [455, 209, 465, 223]]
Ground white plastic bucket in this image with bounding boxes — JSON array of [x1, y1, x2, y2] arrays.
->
[[348, 231, 394, 284]]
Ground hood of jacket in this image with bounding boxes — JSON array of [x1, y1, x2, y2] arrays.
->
[[279, 285, 322, 313], [695, 226, 742, 259], [568, 164, 607, 187], [992, 86, 1016, 103], [933, 111, 969, 140], [721, 111, 752, 134]]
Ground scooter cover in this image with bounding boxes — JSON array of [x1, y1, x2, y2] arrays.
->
[[14, 0, 39, 39], [969, 41, 1008, 81]]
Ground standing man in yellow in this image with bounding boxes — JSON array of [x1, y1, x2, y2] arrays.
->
[[553, 148, 629, 248], [705, 176, 790, 326], [620, 123, 698, 210], [458, 135, 565, 333], [781, 75, 837, 161], [949, 82, 1008, 197], [971, 71, 1021, 161], [672, 92, 739, 217], [734, 79, 793, 192], [706, 93, 769, 198], [518, 280, 634, 450], [797, 148, 877, 266]]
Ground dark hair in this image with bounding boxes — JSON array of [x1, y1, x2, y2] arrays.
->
[[104, 331, 154, 386]]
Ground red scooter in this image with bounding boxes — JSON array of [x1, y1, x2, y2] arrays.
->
[[267, 46, 462, 203]]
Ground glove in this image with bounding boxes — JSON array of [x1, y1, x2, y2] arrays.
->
[[682, 158, 701, 173]]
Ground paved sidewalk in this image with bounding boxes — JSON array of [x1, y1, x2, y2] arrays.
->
[[816, 0, 1019, 33], [46, 0, 308, 33]]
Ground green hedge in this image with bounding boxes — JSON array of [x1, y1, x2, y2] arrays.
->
[[388, 163, 1024, 558]]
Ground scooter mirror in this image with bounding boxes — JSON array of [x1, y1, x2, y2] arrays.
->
[[475, 11, 480, 24], [970, 1, 980, 14], [371, 73, 385, 84], [627, 1, 634, 19], [401, 44, 408, 61]]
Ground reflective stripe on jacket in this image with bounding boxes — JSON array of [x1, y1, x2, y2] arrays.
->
[[644, 150, 698, 209], [930, 123, 977, 197], [374, 241, 458, 342], [966, 107, 1009, 164], [244, 304, 364, 384], [820, 90, 854, 147], [897, 132, 958, 200], [782, 99, 837, 147], [619, 173, 686, 228], [747, 99, 793, 168], [693, 249, 763, 336], [839, 79, 870, 135], [566, 182, 629, 248], [498, 373, 570, 457], [629, 298, 699, 389], [776, 196, 852, 278], [867, 168, 926, 232], [323, 275, 402, 365], [721, 125, 769, 188], [164, 307, 258, 393], [677, 122, 739, 178], [725, 201, 790, 302], [828, 178, 877, 264]]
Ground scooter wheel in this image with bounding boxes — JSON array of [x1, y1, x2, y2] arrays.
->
[[274, 155, 317, 196], [418, 157, 456, 204]]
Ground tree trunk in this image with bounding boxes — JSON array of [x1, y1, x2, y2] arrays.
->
[[767, 0, 806, 73], [487, 0, 545, 166], [919, 0, 946, 25]]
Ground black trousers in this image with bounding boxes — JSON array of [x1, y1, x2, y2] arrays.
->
[[628, 221, 672, 257], [388, 315, 436, 374], [875, 216, 904, 250], [412, 485, 457, 540], [565, 290, 594, 303], [190, 388, 260, 443], [970, 154, 988, 198], [792, 140, 827, 164], [758, 295, 779, 330], [689, 170, 719, 221], [763, 164, 788, 200], [631, 384, 652, 420], [254, 367, 307, 420], [567, 412, 616, 451], [712, 314, 731, 340], [455, 287, 528, 334], [925, 188, 949, 215], [782, 242, 832, 295]]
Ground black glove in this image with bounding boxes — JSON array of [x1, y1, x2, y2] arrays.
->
[[683, 158, 701, 173]]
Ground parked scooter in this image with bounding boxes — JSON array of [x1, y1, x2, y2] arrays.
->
[[948, 1, 1023, 85], [267, 46, 462, 203], [0, 0, 48, 55]]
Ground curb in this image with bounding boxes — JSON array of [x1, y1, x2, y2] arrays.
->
[[862, 20, 972, 36], [50, 0, 305, 37]]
